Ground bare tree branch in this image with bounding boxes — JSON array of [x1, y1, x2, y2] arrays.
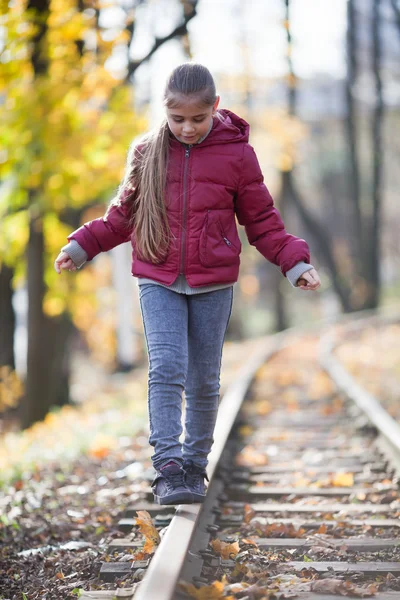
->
[[125, 0, 198, 81]]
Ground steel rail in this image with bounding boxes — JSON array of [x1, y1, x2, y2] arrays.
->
[[319, 314, 400, 463]]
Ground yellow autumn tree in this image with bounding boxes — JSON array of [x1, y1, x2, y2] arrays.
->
[[0, 0, 146, 426]]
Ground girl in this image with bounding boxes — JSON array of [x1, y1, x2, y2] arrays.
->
[[54, 62, 321, 505]]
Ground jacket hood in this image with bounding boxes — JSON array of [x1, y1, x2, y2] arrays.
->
[[206, 109, 250, 146]]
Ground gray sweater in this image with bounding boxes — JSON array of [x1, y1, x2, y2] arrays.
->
[[61, 239, 313, 292]]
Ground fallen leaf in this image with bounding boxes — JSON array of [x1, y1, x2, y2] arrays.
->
[[311, 578, 379, 597], [179, 574, 231, 599], [331, 472, 354, 487], [240, 537, 258, 547], [235, 446, 268, 467], [136, 510, 160, 554], [210, 539, 240, 559], [243, 503, 255, 524]]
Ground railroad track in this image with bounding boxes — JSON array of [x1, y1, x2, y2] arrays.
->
[[81, 311, 400, 600]]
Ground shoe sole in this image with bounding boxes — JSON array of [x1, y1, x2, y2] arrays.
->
[[191, 492, 206, 503], [153, 490, 194, 505]]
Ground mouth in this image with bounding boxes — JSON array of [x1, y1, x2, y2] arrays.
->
[[182, 135, 197, 141]]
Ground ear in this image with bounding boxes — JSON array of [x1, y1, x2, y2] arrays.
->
[[212, 95, 220, 114]]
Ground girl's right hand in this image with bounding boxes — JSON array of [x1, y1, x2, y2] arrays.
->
[[54, 251, 77, 274]]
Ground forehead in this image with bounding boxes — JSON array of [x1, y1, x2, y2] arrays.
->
[[166, 95, 211, 118]]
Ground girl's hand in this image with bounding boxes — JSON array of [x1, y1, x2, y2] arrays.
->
[[297, 268, 321, 291], [54, 251, 77, 274]]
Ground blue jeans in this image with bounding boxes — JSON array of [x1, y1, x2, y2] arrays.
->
[[138, 284, 234, 471]]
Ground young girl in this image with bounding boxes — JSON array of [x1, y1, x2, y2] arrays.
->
[[54, 62, 321, 505]]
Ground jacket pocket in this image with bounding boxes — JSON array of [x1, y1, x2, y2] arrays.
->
[[199, 212, 241, 268]]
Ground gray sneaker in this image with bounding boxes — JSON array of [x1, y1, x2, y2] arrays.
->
[[151, 460, 193, 505]]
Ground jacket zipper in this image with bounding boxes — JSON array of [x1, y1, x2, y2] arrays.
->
[[180, 145, 191, 275], [218, 220, 235, 249]]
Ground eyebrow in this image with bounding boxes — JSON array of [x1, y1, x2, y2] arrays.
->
[[170, 113, 207, 118]]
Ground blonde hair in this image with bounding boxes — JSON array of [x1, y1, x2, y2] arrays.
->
[[107, 63, 218, 263]]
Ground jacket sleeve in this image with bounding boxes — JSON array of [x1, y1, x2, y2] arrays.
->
[[66, 188, 134, 261], [234, 143, 311, 276]]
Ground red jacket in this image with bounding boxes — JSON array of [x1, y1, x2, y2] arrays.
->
[[67, 109, 311, 286]]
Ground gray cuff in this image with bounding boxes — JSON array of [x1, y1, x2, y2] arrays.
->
[[286, 261, 314, 288], [61, 240, 88, 269]]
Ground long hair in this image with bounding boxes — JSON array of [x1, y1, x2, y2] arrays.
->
[[106, 63, 219, 263]]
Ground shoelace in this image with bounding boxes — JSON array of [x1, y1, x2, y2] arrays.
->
[[184, 461, 209, 484], [162, 468, 186, 490]]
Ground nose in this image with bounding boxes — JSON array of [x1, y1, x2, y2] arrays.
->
[[183, 124, 195, 134]]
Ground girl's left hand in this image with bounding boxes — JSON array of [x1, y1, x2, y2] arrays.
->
[[297, 268, 321, 291]]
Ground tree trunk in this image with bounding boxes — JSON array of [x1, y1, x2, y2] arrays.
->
[[366, 0, 383, 308], [345, 0, 363, 262], [22, 207, 77, 427], [22, 208, 47, 428], [0, 264, 16, 369]]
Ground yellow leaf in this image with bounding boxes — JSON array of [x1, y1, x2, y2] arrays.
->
[[254, 399, 272, 416], [179, 575, 230, 599], [87, 433, 116, 459], [238, 425, 253, 437], [331, 472, 354, 487], [136, 510, 160, 554]]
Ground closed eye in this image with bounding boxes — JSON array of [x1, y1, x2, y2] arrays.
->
[[173, 118, 205, 123]]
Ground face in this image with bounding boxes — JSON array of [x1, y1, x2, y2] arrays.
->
[[166, 94, 220, 144]]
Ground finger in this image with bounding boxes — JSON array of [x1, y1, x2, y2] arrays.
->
[[298, 277, 319, 291], [304, 272, 320, 287]]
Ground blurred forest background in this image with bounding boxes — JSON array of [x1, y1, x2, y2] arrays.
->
[[1, 0, 399, 434]]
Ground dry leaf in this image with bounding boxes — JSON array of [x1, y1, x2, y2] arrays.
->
[[210, 538, 240, 559], [331, 472, 354, 487], [254, 399, 273, 416], [235, 446, 268, 467], [251, 520, 305, 539], [179, 574, 231, 599], [241, 537, 258, 547], [243, 503, 255, 524], [311, 578, 379, 597], [135, 510, 160, 554], [238, 425, 254, 437]]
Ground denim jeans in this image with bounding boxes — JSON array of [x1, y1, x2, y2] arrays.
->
[[138, 283, 234, 471]]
